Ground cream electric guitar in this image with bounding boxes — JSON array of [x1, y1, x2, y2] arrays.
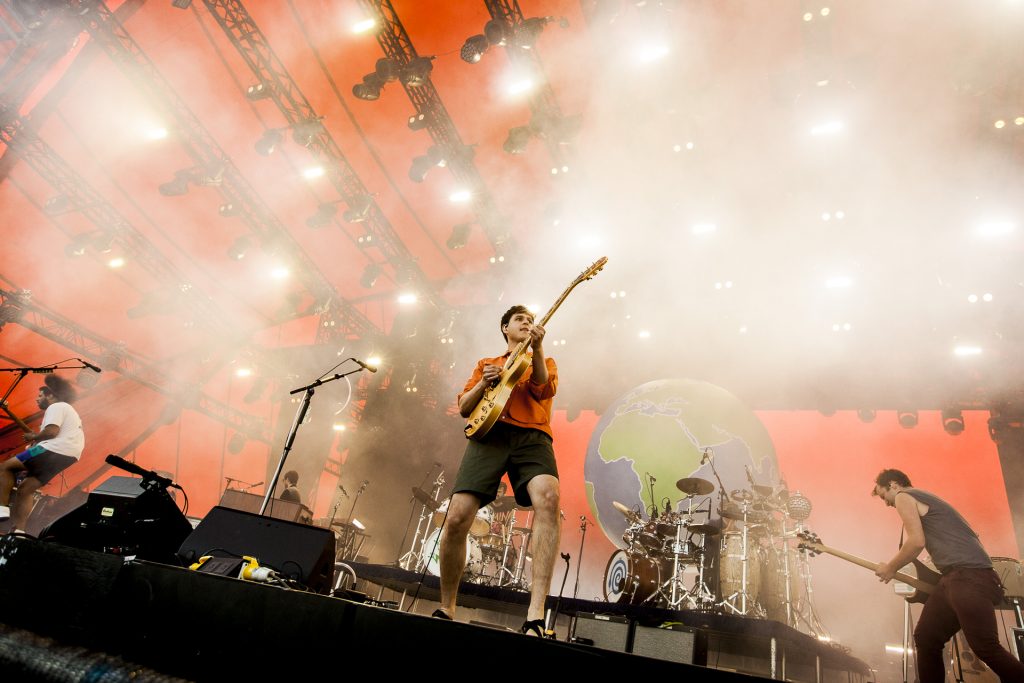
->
[[464, 256, 608, 440], [797, 530, 940, 603]]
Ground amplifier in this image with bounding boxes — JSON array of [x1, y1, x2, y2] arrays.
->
[[570, 612, 632, 652]]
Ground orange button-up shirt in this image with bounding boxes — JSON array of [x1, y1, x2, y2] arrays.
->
[[459, 352, 558, 438]]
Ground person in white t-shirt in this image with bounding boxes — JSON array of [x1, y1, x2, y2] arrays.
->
[[0, 374, 84, 533]]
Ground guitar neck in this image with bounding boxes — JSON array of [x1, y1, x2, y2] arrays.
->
[[814, 544, 935, 594], [0, 400, 32, 433]]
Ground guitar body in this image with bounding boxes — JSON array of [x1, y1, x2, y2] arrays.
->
[[464, 355, 530, 440], [906, 558, 943, 604]]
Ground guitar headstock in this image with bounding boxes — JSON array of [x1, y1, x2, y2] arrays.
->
[[796, 529, 822, 556], [573, 256, 608, 285]]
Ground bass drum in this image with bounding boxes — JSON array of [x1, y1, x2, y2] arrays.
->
[[719, 531, 760, 607], [604, 549, 663, 606], [760, 544, 801, 623], [419, 527, 483, 577], [432, 498, 492, 537]]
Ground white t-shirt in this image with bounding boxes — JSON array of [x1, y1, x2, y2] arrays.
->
[[38, 402, 85, 460]]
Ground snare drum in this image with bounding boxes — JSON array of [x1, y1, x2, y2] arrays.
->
[[604, 549, 663, 605], [432, 498, 493, 537], [419, 527, 483, 576]]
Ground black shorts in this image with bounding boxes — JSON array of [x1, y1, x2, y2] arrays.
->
[[452, 422, 558, 508], [23, 449, 77, 485]]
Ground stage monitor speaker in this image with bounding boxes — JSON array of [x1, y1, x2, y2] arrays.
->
[[570, 612, 632, 652], [177, 506, 335, 594], [1013, 628, 1024, 662], [631, 623, 699, 664], [39, 475, 193, 564]]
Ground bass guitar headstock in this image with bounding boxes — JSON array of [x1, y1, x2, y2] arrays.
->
[[796, 529, 823, 556]]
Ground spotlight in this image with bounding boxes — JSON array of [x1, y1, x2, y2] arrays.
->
[[503, 125, 533, 154], [460, 34, 489, 63], [375, 58, 400, 82], [245, 82, 272, 100], [484, 19, 509, 47], [251, 129, 281, 156], [343, 195, 373, 223], [360, 263, 382, 288], [291, 118, 324, 146], [64, 233, 91, 258], [227, 433, 247, 454], [306, 203, 337, 229], [447, 223, 471, 250], [409, 145, 446, 182], [158, 170, 191, 197], [897, 410, 918, 429], [408, 112, 432, 131], [353, 73, 385, 101], [43, 194, 72, 215], [228, 235, 251, 260], [514, 17, 551, 49], [856, 409, 876, 423], [219, 203, 239, 217], [942, 408, 965, 435], [356, 234, 375, 249], [399, 57, 434, 87]]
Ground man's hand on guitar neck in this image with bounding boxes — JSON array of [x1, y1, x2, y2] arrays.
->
[[875, 560, 898, 583]]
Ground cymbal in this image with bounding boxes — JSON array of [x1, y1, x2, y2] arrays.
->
[[411, 487, 439, 511], [676, 477, 714, 496], [687, 524, 720, 536], [490, 496, 529, 513], [752, 484, 775, 497], [730, 489, 753, 503], [612, 500, 642, 524]]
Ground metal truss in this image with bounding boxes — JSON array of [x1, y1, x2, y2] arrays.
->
[[75, 0, 377, 340], [483, 0, 574, 168], [201, 0, 445, 303], [0, 286, 270, 443], [358, 0, 511, 249]]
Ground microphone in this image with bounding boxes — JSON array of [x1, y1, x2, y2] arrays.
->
[[248, 481, 263, 490], [701, 449, 712, 464], [79, 358, 102, 373], [339, 484, 349, 497], [352, 358, 377, 373], [105, 454, 178, 489], [745, 465, 756, 486]]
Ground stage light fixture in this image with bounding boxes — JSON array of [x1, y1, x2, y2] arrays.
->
[[219, 203, 239, 217], [91, 231, 115, 253], [64, 233, 91, 258], [227, 433, 247, 454], [897, 410, 918, 429], [447, 223, 471, 250], [43, 194, 72, 215], [353, 73, 385, 101], [375, 58, 400, 82], [408, 145, 447, 182], [856, 409, 876, 423], [503, 125, 533, 154], [356, 234, 375, 249], [158, 170, 191, 196], [942, 408, 965, 435], [460, 34, 489, 63], [400, 57, 434, 87], [360, 263, 382, 288], [484, 19, 510, 46], [245, 82, 272, 100], [408, 112, 431, 131], [343, 195, 373, 223], [513, 17, 551, 49], [291, 118, 325, 147], [252, 129, 281, 156], [306, 203, 337, 229]]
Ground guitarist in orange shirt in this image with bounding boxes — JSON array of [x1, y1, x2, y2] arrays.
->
[[434, 305, 560, 637], [872, 469, 1024, 682]]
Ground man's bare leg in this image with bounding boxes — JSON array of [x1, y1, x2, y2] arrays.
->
[[10, 476, 41, 531], [436, 492, 480, 619], [525, 474, 560, 627]]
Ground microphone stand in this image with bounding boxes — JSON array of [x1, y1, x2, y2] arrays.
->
[[573, 517, 589, 599], [646, 472, 658, 520], [260, 365, 368, 516]]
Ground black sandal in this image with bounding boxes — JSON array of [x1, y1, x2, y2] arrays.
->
[[520, 618, 546, 637], [432, 609, 453, 620]]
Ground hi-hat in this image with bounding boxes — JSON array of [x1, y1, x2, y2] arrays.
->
[[612, 500, 642, 524], [675, 477, 714, 496], [730, 489, 753, 503], [411, 487, 439, 511]]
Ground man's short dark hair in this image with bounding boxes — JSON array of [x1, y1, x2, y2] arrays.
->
[[874, 468, 912, 494], [500, 305, 533, 342], [284, 470, 299, 486], [43, 374, 76, 403]]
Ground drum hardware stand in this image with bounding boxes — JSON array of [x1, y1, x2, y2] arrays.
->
[[646, 518, 691, 608], [717, 498, 761, 617], [573, 515, 589, 599], [497, 510, 532, 591], [789, 521, 829, 638], [686, 538, 718, 609], [398, 471, 444, 571]]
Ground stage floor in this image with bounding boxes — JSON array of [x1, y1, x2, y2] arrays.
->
[[0, 536, 872, 681]]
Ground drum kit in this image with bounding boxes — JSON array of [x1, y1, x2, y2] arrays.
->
[[400, 477, 535, 591], [605, 472, 822, 630]]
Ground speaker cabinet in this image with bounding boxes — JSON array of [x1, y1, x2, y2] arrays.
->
[[631, 623, 699, 664], [40, 476, 192, 564], [1013, 628, 1024, 662], [177, 506, 335, 594], [570, 612, 632, 652]]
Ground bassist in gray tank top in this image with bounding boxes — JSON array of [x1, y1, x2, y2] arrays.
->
[[872, 468, 1024, 683]]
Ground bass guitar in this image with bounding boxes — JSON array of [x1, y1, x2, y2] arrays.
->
[[797, 530, 941, 604], [464, 256, 608, 440]]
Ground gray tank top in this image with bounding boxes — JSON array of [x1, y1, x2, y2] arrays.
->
[[901, 488, 991, 573]]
